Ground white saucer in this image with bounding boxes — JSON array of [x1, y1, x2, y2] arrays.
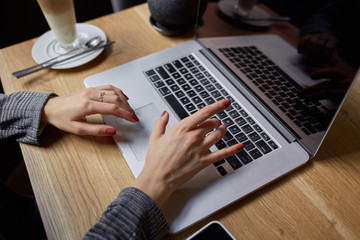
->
[[32, 23, 107, 69]]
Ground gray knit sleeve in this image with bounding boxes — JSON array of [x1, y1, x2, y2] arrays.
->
[[84, 187, 169, 240], [0, 91, 56, 145]]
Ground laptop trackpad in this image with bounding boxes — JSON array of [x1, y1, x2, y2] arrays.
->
[[115, 103, 161, 162]]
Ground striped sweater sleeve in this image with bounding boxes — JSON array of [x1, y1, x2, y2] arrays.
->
[[84, 187, 169, 240], [0, 91, 56, 145]]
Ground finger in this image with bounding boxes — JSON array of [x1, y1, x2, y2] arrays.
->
[[201, 143, 245, 165], [97, 92, 135, 115], [202, 124, 227, 149], [180, 100, 231, 130], [70, 121, 117, 136], [93, 85, 129, 102], [87, 101, 139, 122], [325, 35, 337, 49], [93, 85, 130, 101], [150, 111, 169, 141], [299, 81, 331, 96], [310, 67, 349, 80], [194, 118, 221, 137], [302, 89, 345, 101]]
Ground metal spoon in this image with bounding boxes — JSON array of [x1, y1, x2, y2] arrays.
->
[[12, 36, 102, 77]]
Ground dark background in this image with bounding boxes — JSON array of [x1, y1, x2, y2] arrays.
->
[[0, 0, 114, 187], [0, 0, 113, 49]]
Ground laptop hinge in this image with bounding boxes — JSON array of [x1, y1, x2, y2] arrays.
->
[[199, 48, 298, 144]]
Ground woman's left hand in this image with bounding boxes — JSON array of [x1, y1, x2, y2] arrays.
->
[[41, 85, 138, 136]]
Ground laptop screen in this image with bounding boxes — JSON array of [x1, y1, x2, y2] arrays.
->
[[194, 0, 359, 156]]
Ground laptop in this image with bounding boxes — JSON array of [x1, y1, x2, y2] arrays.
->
[[84, 0, 357, 234]]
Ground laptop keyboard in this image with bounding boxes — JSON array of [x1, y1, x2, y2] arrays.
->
[[218, 46, 327, 135], [144, 54, 279, 176]]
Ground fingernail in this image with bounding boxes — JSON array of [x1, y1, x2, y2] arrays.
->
[[106, 128, 116, 136], [133, 114, 139, 122], [223, 100, 231, 108], [218, 119, 221, 125], [161, 111, 167, 117], [123, 93, 129, 100], [237, 143, 245, 151]]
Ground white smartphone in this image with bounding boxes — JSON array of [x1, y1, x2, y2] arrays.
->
[[186, 221, 236, 240]]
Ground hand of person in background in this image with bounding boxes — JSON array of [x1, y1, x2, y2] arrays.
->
[[134, 100, 245, 208], [298, 66, 354, 125], [298, 33, 338, 68], [41, 85, 139, 136], [298, 67, 353, 103]]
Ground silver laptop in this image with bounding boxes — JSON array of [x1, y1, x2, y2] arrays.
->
[[84, 0, 357, 234]]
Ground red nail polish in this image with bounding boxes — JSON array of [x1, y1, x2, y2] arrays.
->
[[123, 93, 129, 100], [223, 100, 231, 108], [106, 128, 116, 136], [161, 111, 167, 117], [237, 143, 245, 151], [133, 115, 139, 122], [218, 119, 221, 125]]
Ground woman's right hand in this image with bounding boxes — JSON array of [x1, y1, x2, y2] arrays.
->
[[134, 100, 245, 208]]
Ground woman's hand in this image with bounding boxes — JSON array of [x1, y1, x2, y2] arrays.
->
[[41, 85, 139, 136], [134, 100, 245, 208]]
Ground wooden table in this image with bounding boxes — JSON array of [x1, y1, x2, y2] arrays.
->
[[1, 3, 360, 240]]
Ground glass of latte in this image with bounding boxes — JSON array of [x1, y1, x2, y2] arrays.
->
[[37, 0, 78, 52]]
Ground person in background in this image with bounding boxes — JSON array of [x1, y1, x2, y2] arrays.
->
[[297, 0, 359, 104]]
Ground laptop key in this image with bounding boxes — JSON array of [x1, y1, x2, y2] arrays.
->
[[192, 96, 202, 104], [214, 159, 225, 167], [241, 124, 253, 134], [164, 94, 189, 119], [243, 140, 255, 151], [249, 149, 262, 159], [222, 131, 233, 141], [205, 97, 215, 105], [154, 81, 165, 88], [217, 166, 227, 176], [180, 97, 190, 104], [175, 90, 185, 98], [145, 69, 156, 76], [268, 140, 278, 149], [155, 66, 170, 80], [150, 75, 160, 82], [226, 156, 243, 170], [223, 118, 234, 126], [170, 85, 180, 91], [164, 63, 176, 73], [215, 140, 227, 149], [255, 140, 272, 154], [235, 132, 247, 142], [181, 57, 190, 63], [249, 132, 261, 142], [226, 139, 238, 146], [159, 86, 170, 96], [185, 103, 196, 112], [236, 151, 253, 164], [229, 110, 240, 119], [216, 111, 228, 119], [228, 125, 241, 135], [234, 117, 246, 126], [172, 60, 183, 69]]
